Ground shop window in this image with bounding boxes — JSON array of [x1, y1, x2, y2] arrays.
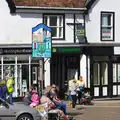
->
[[101, 62, 108, 85], [93, 63, 100, 85], [44, 15, 64, 39], [32, 67, 38, 85], [113, 63, 120, 83], [101, 12, 114, 41]]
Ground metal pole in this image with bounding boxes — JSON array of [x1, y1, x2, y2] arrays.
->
[[39, 59, 44, 96]]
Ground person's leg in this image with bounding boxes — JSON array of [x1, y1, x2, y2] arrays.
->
[[9, 92, 13, 105], [71, 95, 76, 108], [77, 91, 81, 104], [60, 102, 67, 115], [56, 102, 67, 115]]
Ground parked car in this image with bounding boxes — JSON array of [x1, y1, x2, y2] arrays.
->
[[0, 97, 41, 120]]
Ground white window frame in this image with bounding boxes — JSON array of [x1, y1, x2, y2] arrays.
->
[[44, 15, 64, 39], [101, 12, 114, 41]]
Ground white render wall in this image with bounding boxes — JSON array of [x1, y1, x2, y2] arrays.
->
[[0, 0, 84, 44], [80, 54, 87, 87], [86, 0, 120, 43]]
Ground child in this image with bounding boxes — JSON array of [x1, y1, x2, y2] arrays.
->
[[23, 92, 31, 106], [81, 92, 92, 105], [29, 90, 40, 107]]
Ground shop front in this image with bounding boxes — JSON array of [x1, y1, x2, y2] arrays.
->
[[0, 47, 40, 98], [86, 46, 120, 98], [50, 47, 83, 91]]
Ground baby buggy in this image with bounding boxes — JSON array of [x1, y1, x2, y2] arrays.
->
[[79, 87, 93, 105]]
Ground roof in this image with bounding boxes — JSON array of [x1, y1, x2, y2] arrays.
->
[[13, 0, 86, 8]]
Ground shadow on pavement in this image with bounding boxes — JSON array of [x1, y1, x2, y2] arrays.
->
[[76, 107, 86, 110], [67, 112, 84, 116]]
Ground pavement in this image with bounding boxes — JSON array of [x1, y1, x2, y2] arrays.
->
[[67, 101, 120, 120]]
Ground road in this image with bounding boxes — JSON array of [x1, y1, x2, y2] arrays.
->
[[67, 101, 120, 120]]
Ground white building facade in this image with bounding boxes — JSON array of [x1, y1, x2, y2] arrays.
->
[[85, 0, 120, 98], [1, 0, 88, 98], [3, 0, 120, 99]]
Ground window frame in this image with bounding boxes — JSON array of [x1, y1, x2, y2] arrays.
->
[[43, 14, 65, 40], [100, 11, 115, 41]]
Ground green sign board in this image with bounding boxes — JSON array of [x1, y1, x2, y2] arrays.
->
[[52, 47, 81, 53]]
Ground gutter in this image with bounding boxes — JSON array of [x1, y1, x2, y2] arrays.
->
[[16, 6, 87, 11]]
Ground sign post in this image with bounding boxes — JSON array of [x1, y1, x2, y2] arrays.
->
[[32, 23, 52, 94]]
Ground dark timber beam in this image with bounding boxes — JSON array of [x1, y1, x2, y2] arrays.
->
[[5, 0, 16, 13]]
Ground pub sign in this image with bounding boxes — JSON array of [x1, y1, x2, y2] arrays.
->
[[32, 24, 52, 58]]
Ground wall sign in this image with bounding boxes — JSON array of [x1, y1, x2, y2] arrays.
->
[[52, 47, 81, 53], [32, 23, 52, 58], [0, 48, 32, 55], [75, 23, 85, 42]]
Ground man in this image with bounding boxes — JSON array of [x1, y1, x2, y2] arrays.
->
[[7, 76, 14, 105]]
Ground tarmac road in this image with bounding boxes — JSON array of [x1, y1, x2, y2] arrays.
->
[[67, 101, 120, 120]]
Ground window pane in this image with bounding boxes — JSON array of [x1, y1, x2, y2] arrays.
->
[[50, 16, 57, 26], [44, 16, 47, 25], [102, 14, 112, 26], [59, 16, 63, 26], [51, 27, 57, 37], [113, 64, 117, 83], [102, 62, 108, 85], [102, 27, 112, 39], [22, 65, 29, 96], [117, 64, 120, 82], [59, 27, 63, 38], [93, 63, 100, 85]]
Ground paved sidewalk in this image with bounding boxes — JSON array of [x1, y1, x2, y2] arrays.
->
[[67, 101, 120, 120]]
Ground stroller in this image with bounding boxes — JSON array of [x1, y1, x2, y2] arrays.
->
[[79, 87, 93, 105]]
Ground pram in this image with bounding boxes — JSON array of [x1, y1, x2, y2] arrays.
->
[[79, 87, 93, 105]]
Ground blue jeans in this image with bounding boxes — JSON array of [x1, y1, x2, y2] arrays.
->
[[9, 92, 13, 105], [55, 102, 67, 115]]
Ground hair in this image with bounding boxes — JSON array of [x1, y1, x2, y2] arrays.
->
[[0, 80, 6, 86]]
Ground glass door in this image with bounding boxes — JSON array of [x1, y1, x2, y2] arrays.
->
[[92, 62, 108, 97], [112, 63, 120, 96]]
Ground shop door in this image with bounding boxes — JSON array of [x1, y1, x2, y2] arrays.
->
[[112, 63, 120, 96], [92, 62, 109, 98]]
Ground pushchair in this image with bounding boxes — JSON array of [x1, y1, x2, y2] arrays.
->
[[79, 87, 93, 105]]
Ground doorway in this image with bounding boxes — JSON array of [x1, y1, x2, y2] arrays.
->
[[92, 62, 108, 97], [90, 56, 110, 98]]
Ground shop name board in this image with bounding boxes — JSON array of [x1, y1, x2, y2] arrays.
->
[[0, 48, 32, 55], [52, 48, 81, 53]]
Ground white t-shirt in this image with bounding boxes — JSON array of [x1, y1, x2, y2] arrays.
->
[[70, 82, 77, 95]]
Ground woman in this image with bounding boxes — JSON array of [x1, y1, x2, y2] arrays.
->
[[70, 80, 78, 108], [0, 80, 7, 100], [49, 84, 67, 115], [77, 76, 85, 104]]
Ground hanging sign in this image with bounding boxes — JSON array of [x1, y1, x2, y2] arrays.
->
[[32, 24, 52, 58], [75, 23, 85, 42]]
